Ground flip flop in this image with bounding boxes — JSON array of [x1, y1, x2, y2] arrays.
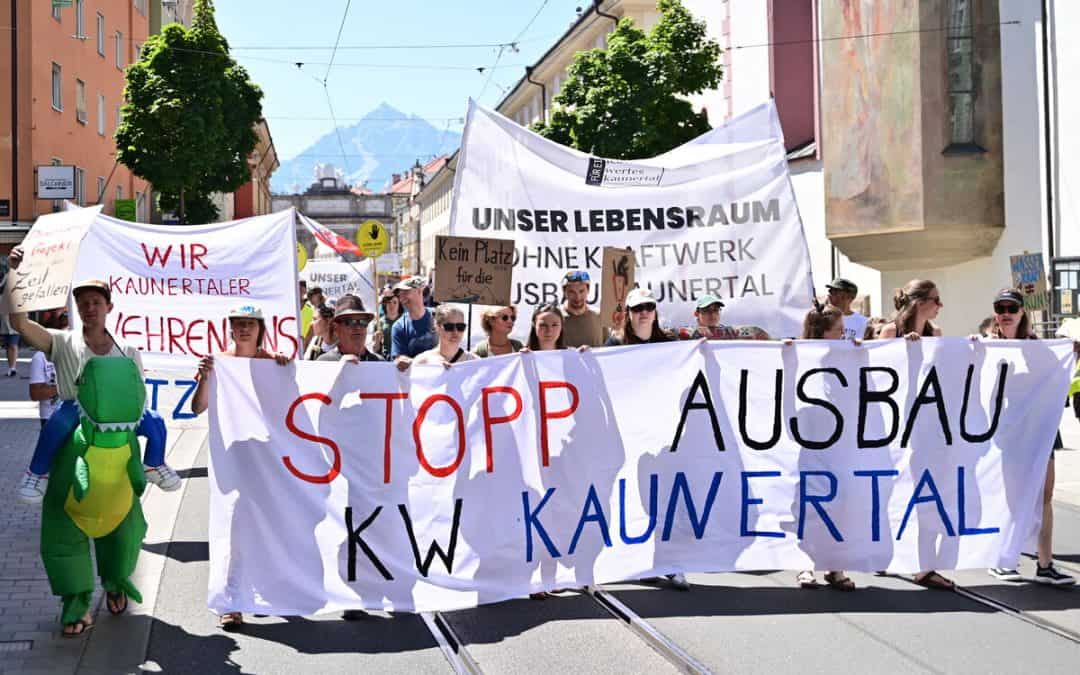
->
[[913, 571, 955, 590], [62, 616, 94, 638], [106, 592, 128, 615], [824, 571, 856, 591]]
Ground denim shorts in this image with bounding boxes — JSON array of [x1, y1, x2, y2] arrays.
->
[[2, 334, 18, 348]]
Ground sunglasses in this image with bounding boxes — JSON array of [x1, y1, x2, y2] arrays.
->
[[563, 271, 590, 283], [442, 322, 467, 332], [993, 303, 1021, 315], [630, 303, 656, 313], [499, 314, 516, 322], [336, 317, 369, 327]]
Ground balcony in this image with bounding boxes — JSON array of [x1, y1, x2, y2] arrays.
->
[[821, 0, 1005, 271]]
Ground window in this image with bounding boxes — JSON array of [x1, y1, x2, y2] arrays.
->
[[51, 63, 63, 111], [136, 191, 146, 222], [52, 3, 62, 21], [945, 0, 982, 151], [75, 0, 85, 38], [75, 168, 86, 206], [51, 158, 63, 211], [76, 79, 87, 123], [96, 13, 105, 56], [135, 0, 147, 16], [115, 31, 124, 69], [96, 177, 105, 205], [116, 185, 123, 202], [97, 93, 106, 135]]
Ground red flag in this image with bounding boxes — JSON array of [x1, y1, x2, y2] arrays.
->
[[300, 215, 364, 257]]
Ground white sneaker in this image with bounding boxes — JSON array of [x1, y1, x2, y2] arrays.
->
[[144, 464, 181, 491], [988, 567, 1024, 582], [16, 471, 48, 504], [666, 573, 690, 591]]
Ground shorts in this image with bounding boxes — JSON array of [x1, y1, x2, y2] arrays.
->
[[2, 334, 18, 348]]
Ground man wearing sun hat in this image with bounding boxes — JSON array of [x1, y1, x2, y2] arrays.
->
[[318, 303, 382, 363], [5, 248, 178, 503]]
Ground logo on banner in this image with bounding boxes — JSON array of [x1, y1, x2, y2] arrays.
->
[[584, 157, 664, 188]]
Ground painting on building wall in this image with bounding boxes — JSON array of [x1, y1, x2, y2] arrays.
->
[[823, 0, 923, 236]]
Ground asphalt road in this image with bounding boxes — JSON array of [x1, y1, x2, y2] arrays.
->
[[139, 441, 1080, 675]]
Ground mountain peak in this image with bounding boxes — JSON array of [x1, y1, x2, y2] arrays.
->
[[365, 102, 407, 120]]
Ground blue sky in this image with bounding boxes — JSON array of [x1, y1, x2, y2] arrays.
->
[[215, 0, 589, 161]]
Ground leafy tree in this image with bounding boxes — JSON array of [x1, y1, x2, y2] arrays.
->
[[533, 0, 722, 159], [115, 0, 262, 223]]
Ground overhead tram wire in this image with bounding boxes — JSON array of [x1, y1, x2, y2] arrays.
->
[[322, 0, 354, 176], [475, 0, 551, 105]]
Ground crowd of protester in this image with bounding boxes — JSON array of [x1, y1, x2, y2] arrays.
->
[[5, 255, 1080, 634]]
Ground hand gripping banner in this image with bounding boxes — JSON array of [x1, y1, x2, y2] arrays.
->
[[207, 338, 1074, 615]]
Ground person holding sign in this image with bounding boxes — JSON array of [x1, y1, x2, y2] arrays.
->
[[474, 306, 523, 357], [390, 276, 437, 364], [410, 305, 478, 367], [5, 248, 178, 504], [318, 304, 383, 363], [877, 279, 954, 590], [561, 271, 606, 348], [982, 289, 1076, 586], [792, 303, 857, 591], [825, 278, 869, 341]]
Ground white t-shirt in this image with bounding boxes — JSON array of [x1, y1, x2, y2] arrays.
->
[[842, 312, 869, 341], [46, 329, 143, 400], [29, 351, 59, 420], [412, 347, 478, 366]]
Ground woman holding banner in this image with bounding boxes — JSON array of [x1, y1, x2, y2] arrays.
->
[[792, 303, 857, 591], [878, 280, 954, 590], [474, 306, 523, 357], [982, 289, 1076, 585], [190, 304, 291, 630], [408, 305, 479, 367]]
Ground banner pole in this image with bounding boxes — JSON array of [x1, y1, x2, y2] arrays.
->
[[467, 303, 473, 348]]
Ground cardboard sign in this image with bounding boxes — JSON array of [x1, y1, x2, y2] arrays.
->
[[1010, 253, 1048, 311], [434, 235, 513, 305], [4, 206, 99, 313], [356, 220, 389, 258], [600, 247, 636, 332]]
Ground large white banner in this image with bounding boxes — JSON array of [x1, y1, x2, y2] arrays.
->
[[300, 259, 377, 311], [72, 209, 300, 367], [449, 100, 815, 340], [207, 338, 1074, 615]]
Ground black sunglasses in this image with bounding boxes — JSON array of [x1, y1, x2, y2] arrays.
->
[[993, 303, 1021, 315], [499, 313, 516, 322], [336, 317, 369, 327], [442, 322, 467, 332], [630, 303, 656, 313]]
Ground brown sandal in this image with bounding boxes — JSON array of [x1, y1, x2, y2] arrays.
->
[[824, 571, 856, 591], [219, 612, 243, 631], [913, 571, 955, 590]]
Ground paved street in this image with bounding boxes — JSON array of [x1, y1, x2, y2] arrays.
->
[[2, 351, 1080, 673]]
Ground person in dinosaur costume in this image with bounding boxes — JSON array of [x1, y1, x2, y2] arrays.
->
[[41, 356, 149, 636]]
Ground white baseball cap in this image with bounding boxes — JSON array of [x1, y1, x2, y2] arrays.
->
[[227, 304, 264, 320]]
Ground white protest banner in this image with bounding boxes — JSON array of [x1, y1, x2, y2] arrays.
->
[[449, 100, 815, 341], [3, 206, 100, 314], [207, 338, 1073, 615], [300, 259, 377, 311], [72, 209, 300, 368]]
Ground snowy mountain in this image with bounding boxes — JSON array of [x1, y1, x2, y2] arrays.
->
[[271, 102, 462, 194]]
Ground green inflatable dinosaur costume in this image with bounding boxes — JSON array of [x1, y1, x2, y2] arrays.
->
[[40, 357, 149, 625]]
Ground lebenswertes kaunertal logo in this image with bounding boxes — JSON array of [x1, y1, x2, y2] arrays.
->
[[585, 157, 665, 188]]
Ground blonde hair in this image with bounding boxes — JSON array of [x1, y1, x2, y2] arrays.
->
[[480, 306, 515, 334]]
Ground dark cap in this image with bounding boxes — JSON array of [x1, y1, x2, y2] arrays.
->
[[994, 289, 1025, 306], [826, 278, 857, 294], [72, 279, 111, 303]]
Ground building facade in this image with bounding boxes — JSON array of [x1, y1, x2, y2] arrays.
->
[[233, 119, 280, 219], [1, 0, 152, 250], [271, 164, 392, 263]]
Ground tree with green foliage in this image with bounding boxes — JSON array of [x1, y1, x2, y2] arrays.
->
[[115, 0, 262, 224], [533, 0, 722, 159]]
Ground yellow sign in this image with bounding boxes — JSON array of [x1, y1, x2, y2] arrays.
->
[[356, 220, 389, 258], [296, 242, 308, 272]]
